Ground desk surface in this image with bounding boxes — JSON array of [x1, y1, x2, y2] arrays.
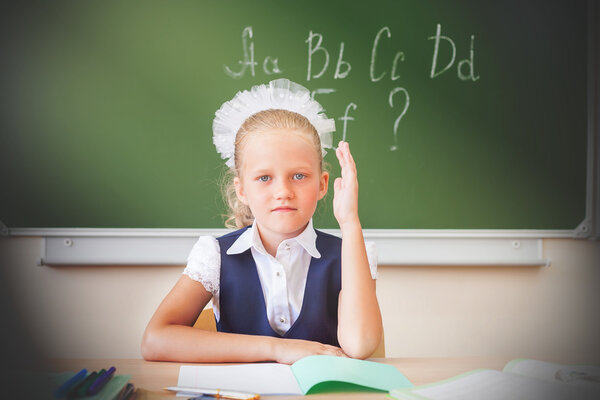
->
[[47, 357, 513, 399]]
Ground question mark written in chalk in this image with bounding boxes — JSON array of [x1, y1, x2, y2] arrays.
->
[[388, 87, 410, 151]]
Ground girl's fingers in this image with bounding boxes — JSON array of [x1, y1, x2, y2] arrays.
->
[[340, 143, 357, 179], [336, 142, 346, 166], [344, 142, 356, 173], [338, 141, 355, 171], [334, 177, 342, 193], [345, 142, 356, 165], [321, 345, 347, 358], [338, 142, 350, 169], [332, 347, 348, 358], [336, 146, 346, 177]]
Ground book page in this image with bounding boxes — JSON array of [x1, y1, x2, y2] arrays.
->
[[504, 359, 600, 389], [178, 363, 302, 395], [390, 369, 597, 400]]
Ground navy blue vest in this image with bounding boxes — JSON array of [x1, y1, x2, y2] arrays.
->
[[216, 226, 341, 347]]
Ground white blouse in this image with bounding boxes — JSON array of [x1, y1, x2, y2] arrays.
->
[[183, 219, 378, 335]]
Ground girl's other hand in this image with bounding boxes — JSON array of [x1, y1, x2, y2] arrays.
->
[[333, 141, 360, 229], [273, 338, 348, 364]]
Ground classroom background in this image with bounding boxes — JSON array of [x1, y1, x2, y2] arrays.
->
[[1, 0, 599, 364]]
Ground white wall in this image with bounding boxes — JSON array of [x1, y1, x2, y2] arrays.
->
[[1, 236, 599, 362], [378, 239, 600, 361]]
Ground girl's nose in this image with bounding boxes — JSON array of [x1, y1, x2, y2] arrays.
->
[[274, 180, 294, 199]]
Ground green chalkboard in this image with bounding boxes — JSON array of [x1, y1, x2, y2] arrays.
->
[[0, 0, 590, 230]]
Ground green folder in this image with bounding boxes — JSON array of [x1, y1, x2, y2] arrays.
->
[[291, 355, 413, 394]]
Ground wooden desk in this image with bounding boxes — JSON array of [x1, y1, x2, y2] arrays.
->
[[46, 357, 512, 399]]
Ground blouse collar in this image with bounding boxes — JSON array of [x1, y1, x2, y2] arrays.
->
[[226, 219, 321, 259]]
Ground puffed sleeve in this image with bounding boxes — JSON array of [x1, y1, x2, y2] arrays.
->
[[182, 236, 221, 298], [365, 240, 378, 279]]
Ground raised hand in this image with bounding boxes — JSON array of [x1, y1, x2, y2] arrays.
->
[[333, 141, 360, 229]]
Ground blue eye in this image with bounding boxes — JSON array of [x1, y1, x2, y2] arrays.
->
[[293, 173, 305, 180], [258, 175, 270, 182]]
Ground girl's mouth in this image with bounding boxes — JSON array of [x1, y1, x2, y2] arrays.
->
[[272, 207, 296, 212]]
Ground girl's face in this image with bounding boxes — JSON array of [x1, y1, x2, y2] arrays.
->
[[234, 128, 329, 242]]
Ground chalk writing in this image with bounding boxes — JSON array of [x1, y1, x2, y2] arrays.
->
[[311, 88, 336, 113], [224, 26, 256, 78], [339, 102, 358, 143], [370, 27, 406, 82], [225, 24, 479, 149], [224, 26, 283, 79], [388, 88, 410, 151], [391, 51, 405, 81], [370, 27, 391, 82], [334, 42, 351, 79], [429, 24, 479, 81], [263, 56, 283, 75], [306, 31, 351, 81], [305, 31, 329, 81], [457, 35, 479, 81]]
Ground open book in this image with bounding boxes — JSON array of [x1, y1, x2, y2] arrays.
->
[[389, 358, 600, 400], [177, 355, 412, 395]]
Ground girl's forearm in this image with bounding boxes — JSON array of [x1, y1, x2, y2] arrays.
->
[[337, 219, 383, 359], [141, 324, 277, 363]]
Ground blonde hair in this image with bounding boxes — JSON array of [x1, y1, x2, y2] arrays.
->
[[221, 109, 325, 229]]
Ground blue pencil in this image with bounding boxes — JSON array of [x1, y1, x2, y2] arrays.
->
[[53, 368, 87, 398], [88, 366, 116, 395]]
